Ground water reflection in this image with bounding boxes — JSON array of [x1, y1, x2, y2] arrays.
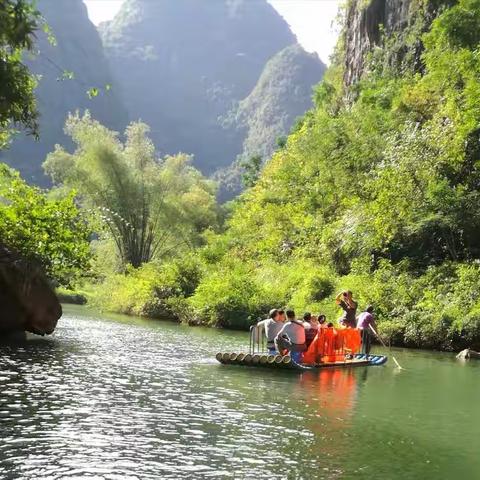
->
[[299, 369, 360, 417]]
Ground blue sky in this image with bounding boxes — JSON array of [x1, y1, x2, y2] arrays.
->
[[83, 0, 341, 64]]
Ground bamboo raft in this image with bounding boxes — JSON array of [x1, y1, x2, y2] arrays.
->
[[215, 324, 388, 371], [215, 352, 388, 371]]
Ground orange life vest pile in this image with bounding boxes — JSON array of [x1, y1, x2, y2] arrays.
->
[[302, 327, 361, 364]]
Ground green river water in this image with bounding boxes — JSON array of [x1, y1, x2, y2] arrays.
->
[[0, 305, 479, 479]]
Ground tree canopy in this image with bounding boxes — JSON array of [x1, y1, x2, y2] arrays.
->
[[0, 164, 91, 285], [44, 113, 218, 268], [177, 0, 480, 349], [0, 0, 40, 147]]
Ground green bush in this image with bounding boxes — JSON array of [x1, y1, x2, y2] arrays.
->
[[90, 257, 203, 320], [458, 311, 480, 350], [188, 264, 263, 329]]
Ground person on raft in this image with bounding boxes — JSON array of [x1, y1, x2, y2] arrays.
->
[[274, 310, 307, 363], [302, 312, 319, 348], [317, 314, 327, 328], [336, 290, 358, 328], [256, 308, 285, 354], [357, 305, 376, 355]]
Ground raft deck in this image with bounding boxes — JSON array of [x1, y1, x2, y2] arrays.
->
[[215, 352, 388, 371]]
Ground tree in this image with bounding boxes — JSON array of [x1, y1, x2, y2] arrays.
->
[[44, 112, 218, 268], [0, 0, 41, 147], [240, 154, 262, 188], [0, 164, 91, 286]]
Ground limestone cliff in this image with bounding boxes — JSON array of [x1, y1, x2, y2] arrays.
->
[[0, 0, 127, 185], [100, 0, 297, 173], [216, 44, 325, 199], [234, 44, 325, 161], [343, 0, 457, 86]]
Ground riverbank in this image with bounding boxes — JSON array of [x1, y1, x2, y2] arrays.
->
[[60, 258, 480, 353]]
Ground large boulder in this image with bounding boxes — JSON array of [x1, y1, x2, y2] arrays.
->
[[0, 245, 61, 336], [456, 349, 480, 360]]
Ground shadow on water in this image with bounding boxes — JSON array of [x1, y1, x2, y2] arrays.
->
[[0, 331, 27, 343], [0, 332, 64, 364]]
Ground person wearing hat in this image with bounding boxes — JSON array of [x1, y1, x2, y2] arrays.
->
[[336, 290, 358, 328], [256, 308, 285, 354]]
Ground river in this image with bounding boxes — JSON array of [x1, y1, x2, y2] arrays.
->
[[0, 306, 479, 479]]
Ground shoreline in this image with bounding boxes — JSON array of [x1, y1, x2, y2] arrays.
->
[[58, 301, 470, 354]]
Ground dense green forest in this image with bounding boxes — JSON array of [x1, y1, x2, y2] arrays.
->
[[3, 0, 480, 351], [190, 0, 480, 350]]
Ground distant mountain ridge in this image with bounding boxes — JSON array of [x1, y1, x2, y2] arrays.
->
[[216, 43, 326, 199], [99, 0, 302, 174], [1, 0, 127, 184], [2, 0, 326, 193], [234, 44, 326, 160]]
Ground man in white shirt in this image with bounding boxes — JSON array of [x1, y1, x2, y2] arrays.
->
[[256, 309, 285, 354], [274, 310, 307, 363]]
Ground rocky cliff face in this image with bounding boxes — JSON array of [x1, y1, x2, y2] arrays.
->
[[234, 44, 325, 161], [0, 245, 61, 336], [215, 44, 325, 200], [344, 0, 457, 86], [0, 0, 127, 184], [100, 0, 297, 173]]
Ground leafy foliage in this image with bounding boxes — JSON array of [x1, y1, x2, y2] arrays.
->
[[0, 0, 40, 147], [240, 155, 262, 188], [183, 0, 480, 349], [44, 113, 218, 268], [0, 164, 91, 285], [90, 256, 203, 320]]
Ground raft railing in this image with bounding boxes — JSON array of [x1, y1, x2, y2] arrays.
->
[[249, 324, 266, 354]]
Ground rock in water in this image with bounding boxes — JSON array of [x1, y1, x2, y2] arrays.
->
[[0, 245, 61, 336], [456, 349, 480, 360]]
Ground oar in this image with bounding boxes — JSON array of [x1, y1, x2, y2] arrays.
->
[[369, 325, 404, 370]]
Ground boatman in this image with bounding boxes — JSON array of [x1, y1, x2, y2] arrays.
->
[[256, 309, 285, 354], [274, 310, 307, 363], [357, 305, 376, 355]]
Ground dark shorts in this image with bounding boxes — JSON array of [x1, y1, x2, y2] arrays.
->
[[361, 328, 372, 353]]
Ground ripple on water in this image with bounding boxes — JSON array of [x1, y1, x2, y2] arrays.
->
[[1, 310, 479, 480]]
